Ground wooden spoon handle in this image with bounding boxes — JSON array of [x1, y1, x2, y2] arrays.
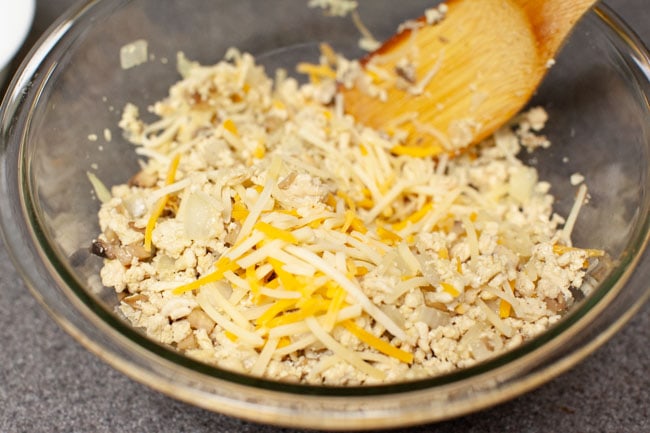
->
[[515, 0, 599, 61], [342, 0, 599, 157]]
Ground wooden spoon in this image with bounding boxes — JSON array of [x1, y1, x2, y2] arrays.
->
[[342, 0, 598, 157]]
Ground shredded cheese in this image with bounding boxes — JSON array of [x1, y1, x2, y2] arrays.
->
[[254, 221, 298, 244], [305, 317, 386, 380], [285, 245, 407, 341], [342, 320, 413, 364]]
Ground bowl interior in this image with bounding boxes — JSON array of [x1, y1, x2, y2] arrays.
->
[[8, 0, 650, 399]]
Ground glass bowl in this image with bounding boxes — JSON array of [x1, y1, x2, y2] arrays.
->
[[1, 0, 649, 429]]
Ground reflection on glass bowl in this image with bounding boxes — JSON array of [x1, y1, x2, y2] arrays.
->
[[0, 1, 648, 429]]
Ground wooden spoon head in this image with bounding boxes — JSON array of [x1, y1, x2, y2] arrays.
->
[[342, 0, 596, 157]]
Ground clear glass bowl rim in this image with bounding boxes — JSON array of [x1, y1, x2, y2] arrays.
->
[[1, 0, 649, 428]]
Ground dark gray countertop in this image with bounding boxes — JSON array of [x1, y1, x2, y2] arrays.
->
[[1, 1, 649, 432]]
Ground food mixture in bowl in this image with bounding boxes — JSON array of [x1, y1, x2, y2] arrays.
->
[[90, 13, 603, 384]]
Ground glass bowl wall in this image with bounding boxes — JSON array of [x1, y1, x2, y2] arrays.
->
[[1, 0, 648, 429]]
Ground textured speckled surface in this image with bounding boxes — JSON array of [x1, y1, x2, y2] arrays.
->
[[1, 1, 648, 432]]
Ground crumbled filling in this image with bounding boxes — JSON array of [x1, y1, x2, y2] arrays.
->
[[92, 46, 602, 385]]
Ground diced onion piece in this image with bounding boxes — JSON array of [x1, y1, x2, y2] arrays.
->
[[87, 172, 112, 204], [508, 166, 537, 205], [120, 39, 148, 70], [179, 191, 220, 240], [415, 305, 450, 329]]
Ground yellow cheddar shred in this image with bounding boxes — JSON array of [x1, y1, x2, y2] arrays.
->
[[441, 282, 460, 297], [350, 216, 368, 234], [268, 258, 302, 292], [277, 336, 292, 349], [341, 209, 356, 232], [364, 69, 382, 84], [256, 299, 296, 328], [499, 299, 512, 319], [308, 218, 324, 229], [224, 331, 239, 342], [254, 221, 298, 243], [246, 266, 262, 301], [552, 244, 604, 258], [355, 266, 369, 276], [223, 118, 239, 135], [172, 256, 239, 295], [267, 298, 327, 328], [342, 320, 414, 364], [272, 99, 286, 111], [323, 285, 346, 331], [391, 144, 445, 158], [359, 144, 368, 156], [377, 225, 402, 244], [392, 202, 434, 231], [231, 199, 249, 222], [357, 198, 375, 209], [253, 142, 266, 159], [325, 193, 337, 208]]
